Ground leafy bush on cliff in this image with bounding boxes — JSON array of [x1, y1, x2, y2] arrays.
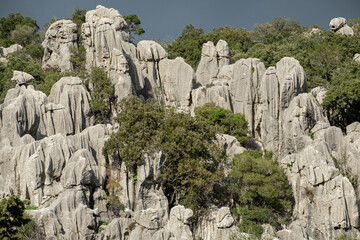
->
[[227, 150, 293, 237], [89, 67, 115, 124], [0, 195, 44, 239], [103, 97, 225, 213], [194, 102, 249, 144]]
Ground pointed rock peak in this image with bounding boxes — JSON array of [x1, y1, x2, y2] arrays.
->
[[216, 40, 230, 58], [201, 41, 217, 57]]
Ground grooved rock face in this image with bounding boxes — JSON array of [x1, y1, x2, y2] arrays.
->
[[42, 20, 78, 72], [159, 57, 195, 110], [81, 5, 134, 69], [47, 76, 93, 136], [196, 40, 232, 87]]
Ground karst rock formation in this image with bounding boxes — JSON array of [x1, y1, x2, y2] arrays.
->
[[1, 5, 360, 240]]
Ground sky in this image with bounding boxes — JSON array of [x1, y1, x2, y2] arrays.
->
[[0, 0, 359, 42]]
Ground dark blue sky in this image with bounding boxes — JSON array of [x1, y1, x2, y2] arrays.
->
[[0, 0, 359, 41]]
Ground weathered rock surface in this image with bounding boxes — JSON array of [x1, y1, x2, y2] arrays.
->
[[82, 5, 134, 69], [329, 17, 354, 35], [196, 40, 232, 87], [11, 70, 34, 85], [46, 76, 94, 135], [2, 5, 360, 240], [159, 57, 195, 110], [195, 206, 238, 240], [42, 20, 78, 71], [0, 44, 23, 58], [354, 53, 360, 64]]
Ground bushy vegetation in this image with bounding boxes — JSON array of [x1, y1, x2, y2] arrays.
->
[[103, 98, 293, 232], [0, 195, 44, 239], [194, 102, 249, 144], [166, 17, 360, 130], [103, 97, 224, 213], [227, 150, 293, 237]]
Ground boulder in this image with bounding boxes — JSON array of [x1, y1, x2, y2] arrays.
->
[[42, 20, 78, 71], [196, 40, 232, 87], [0, 44, 23, 58], [230, 58, 266, 135], [191, 83, 232, 111], [137, 40, 167, 62], [11, 70, 34, 85], [329, 17, 354, 35], [81, 5, 134, 69]]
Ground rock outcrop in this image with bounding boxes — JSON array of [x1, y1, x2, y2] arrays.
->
[[42, 20, 78, 71], [11, 70, 34, 85], [2, 5, 360, 240], [329, 17, 354, 36]]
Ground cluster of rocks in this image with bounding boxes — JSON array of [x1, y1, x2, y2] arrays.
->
[[1, 5, 360, 239], [0, 43, 23, 64]]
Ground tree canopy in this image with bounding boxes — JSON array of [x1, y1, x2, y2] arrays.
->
[[124, 14, 145, 38]]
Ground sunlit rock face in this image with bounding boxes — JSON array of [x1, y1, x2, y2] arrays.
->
[[42, 20, 78, 72], [329, 17, 354, 36]]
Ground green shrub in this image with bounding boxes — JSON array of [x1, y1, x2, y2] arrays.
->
[[194, 102, 249, 144], [89, 67, 115, 124], [103, 97, 225, 217], [0, 195, 30, 239], [227, 150, 293, 238]]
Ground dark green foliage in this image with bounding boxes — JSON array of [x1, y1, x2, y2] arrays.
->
[[103, 97, 224, 214], [322, 77, 360, 132], [71, 7, 86, 41], [251, 17, 304, 44], [0, 195, 30, 239], [10, 25, 37, 46], [166, 24, 205, 69], [89, 67, 115, 124], [158, 109, 224, 211], [124, 14, 145, 38], [227, 150, 293, 237], [102, 97, 163, 170], [194, 102, 249, 144], [0, 13, 39, 47]]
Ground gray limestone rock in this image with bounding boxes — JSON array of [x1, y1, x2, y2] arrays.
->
[[137, 40, 167, 62], [82, 5, 134, 69], [191, 83, 232, 111], [42, 20, 78, 71], [195, 206, 238, 240], [329, 17, 354, 36], [196, 40, 232, 87], [230, 58, 266, 135], [159, 57, 195, 110], [46, 76, 93, 136], [0, 44, 23, 58], [11, 70, 34, 85], [0, 85, 47, 146], [354, 53, 360, 64], [166, 205, 193, 240]]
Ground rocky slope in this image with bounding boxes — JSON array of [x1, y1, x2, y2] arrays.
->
[[1, 5, 360, 240]]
